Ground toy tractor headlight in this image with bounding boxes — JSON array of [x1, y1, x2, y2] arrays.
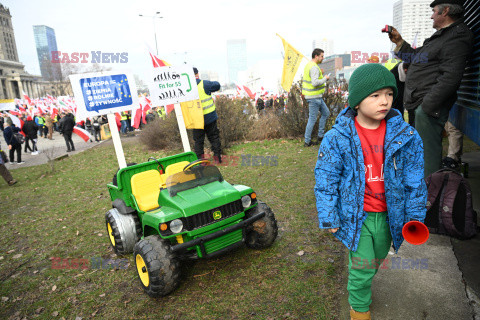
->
[[169, 219, 183, 234], [241, 195, 252, 208]]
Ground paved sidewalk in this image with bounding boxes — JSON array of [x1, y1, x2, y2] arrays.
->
[[4, 130, 105, 169]]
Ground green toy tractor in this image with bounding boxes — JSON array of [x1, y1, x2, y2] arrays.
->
[[105, 151, 278, 297]]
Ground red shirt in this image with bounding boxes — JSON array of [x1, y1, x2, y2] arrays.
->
[[354, 118, 387, 212]]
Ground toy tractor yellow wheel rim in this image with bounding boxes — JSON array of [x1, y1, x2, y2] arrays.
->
[[107, 223, 115, 246], [136, 254, 149, 287]]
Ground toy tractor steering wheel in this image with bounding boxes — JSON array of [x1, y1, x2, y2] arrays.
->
[[183, 159, 211, 171], [148, 157, 165, 174]]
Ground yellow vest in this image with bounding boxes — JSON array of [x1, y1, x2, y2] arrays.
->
[[384, 58, 401, 71], [197, 80, 216, 115], [302, 61, 325, 96], [120, 112, 127, 121]]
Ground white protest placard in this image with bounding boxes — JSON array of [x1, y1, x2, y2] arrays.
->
[[70, 70, 139, 121], [149, 64, 199, 106]]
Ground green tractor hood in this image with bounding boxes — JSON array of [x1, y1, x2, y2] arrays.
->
[[160, 180, 241, 217]]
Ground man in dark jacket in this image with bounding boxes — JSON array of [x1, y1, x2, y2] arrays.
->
[[388, 0, 473, 177], [192, 67, 221, 163], [59, 112, 76, 152], [22, 116, 39, 154], [3, 118, 24, 164]]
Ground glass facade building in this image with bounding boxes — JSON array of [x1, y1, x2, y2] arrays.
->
[[227, 39, 247, 84], [33, 25, 62, 81]]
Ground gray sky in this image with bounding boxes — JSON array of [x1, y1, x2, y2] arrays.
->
[[5, 0, 398, 83]]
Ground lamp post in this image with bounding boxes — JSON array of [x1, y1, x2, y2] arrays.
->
[[139, 12, 163, 55]]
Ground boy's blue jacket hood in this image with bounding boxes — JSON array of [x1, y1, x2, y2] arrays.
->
[[314, 107, 427, 252]]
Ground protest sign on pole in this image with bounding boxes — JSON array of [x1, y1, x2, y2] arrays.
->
[[148, 64, 199, 153], [70, 70, 139, 169]]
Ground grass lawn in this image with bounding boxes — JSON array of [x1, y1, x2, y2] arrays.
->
[[0, 137, 344, 320]]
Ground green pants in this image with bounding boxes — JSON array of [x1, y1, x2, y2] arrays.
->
[[347, 212, 392, 312], [414, 105, 449, 177]]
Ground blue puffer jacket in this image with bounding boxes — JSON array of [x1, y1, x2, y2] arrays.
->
[[315, 107, 427, 253]]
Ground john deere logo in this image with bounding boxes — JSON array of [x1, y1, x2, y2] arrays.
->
[[213, 210, 222, 220]]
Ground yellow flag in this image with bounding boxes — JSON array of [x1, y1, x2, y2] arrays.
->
[[277, 34, 305, 92]]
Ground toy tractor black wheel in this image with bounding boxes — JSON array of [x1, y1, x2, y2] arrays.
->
[[245, 201, 278, 249], [133, 235, 181, 297], [105, 208, 141, 255]]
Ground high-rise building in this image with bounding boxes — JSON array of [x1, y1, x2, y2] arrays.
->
[[312, 38, 334, 58], [0, 3, 43, 99], [33, 25, 62, 81], [0, 5, 19, 62], [393, 0, 436, 47], [227, 39, 247, 84]]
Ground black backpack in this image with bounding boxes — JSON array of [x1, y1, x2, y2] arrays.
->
[[424, 169, 478, 239]]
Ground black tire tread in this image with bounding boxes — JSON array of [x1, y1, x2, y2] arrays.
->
[[245, 201, 278, 249], [133, 235, 180, 297]]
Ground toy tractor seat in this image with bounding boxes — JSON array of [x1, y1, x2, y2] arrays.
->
[[164, 161, 190, 180], [131, 170, 165, 212]]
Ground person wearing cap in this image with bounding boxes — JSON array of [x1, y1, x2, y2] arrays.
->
[[192, 67, 222, 163], [387, 0, 473, 177], [315, 64, 427, 320], [302, 48, 330, 147]]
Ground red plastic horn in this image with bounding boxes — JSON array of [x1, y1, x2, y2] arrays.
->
[[402, 221, 429, 245]]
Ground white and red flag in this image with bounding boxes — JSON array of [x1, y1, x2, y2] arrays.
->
[[7, 113, 25, 136], [22, 91, 32, 105], [72, 126, 93, 142]]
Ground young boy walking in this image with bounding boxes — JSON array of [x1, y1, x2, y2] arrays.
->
[[314, 64, 427, 320]]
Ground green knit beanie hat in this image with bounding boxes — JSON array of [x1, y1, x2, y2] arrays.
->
[[348, 63, 398, 111]]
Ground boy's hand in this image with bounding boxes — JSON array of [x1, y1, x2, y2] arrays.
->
[[329, 228, 339, 233]]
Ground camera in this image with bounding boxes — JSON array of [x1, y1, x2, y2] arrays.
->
[[381, 25, 393, 33]]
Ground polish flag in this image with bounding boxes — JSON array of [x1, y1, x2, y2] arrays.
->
[[242, 85, 256, 100], [8, 109, 21, 116], [50, 105, 58, 119], [73, 126, 93, 142], [7, 113, 25, 136], [23, 91, 32, 105], [147, 51, 174, 114]]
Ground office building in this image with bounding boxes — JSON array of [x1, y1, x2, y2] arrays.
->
[[227, 39, 247, 84], [33, 25, 62, 81], [393, 0, 436, 47], [312, 38, 334, 58]]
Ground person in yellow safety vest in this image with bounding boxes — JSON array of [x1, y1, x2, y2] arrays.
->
[[156, 107, 166, 120], [192, 67, 222, 163], [120, 111, 128, 134], [302, 48, 331, 147]]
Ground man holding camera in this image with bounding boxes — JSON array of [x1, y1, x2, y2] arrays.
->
[[387, 0, 473, 177]]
